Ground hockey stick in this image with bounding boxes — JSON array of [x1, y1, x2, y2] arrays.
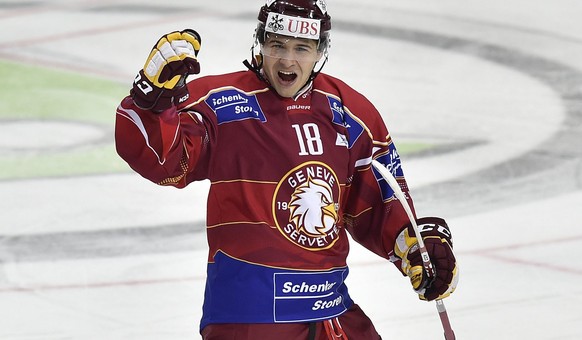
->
[[371, 159, 456, 340]]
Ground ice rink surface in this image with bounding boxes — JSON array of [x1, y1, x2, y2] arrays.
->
[[1, 0, 582, 339]]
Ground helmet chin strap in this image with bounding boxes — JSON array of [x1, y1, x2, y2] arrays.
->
[[309, 50, 328, 82], [291, 52, 328, 99], [243, 39, 267, 82]]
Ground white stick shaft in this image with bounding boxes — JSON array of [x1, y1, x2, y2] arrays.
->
[[371, 160, 434, 272], [370, 160, 426, 249], [371, 159, 456, 340]]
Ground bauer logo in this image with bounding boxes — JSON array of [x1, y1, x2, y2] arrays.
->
[[205, 88, 266, 124], [272, 161, 341, 251]]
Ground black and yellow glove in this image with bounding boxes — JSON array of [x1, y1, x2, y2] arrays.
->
[[131, 29, 201, 112], [394, 217, 458, 301]]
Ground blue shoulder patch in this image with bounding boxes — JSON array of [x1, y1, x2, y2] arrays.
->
[[328, 96, 364, 148], [372, 144, 404, 202], [205, 88, 267, 125]]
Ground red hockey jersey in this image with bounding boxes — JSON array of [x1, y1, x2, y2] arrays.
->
[[115, 70, 414, 329]]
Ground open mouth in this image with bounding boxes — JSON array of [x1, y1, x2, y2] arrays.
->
[[278, 71, 297, 84]]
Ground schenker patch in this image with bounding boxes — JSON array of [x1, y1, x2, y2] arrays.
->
[[205, 88, 267, 124], [272, 161, 341, 251]]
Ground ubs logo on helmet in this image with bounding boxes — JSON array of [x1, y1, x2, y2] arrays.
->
[[265, 12, 321, 40], [272, 161, 341, 251], [267, 14, 285, 33]]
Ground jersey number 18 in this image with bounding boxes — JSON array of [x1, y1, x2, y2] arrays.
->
[[292, 123, 323, 156]]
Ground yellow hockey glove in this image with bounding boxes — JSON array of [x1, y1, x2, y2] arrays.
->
[[131, 29, 201, 112], [394, 217, 458, 301]]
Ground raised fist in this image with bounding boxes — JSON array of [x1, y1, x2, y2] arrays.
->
[[394, 217, 458, 301], [131, 29, 201, 112]]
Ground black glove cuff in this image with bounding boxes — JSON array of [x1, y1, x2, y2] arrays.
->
[[131, 70, 189, 113]]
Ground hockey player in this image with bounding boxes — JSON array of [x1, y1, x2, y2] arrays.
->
[[115, 0, 458, 339]]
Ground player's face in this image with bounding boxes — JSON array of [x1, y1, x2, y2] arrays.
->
[[261, 35, 322, 98]]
